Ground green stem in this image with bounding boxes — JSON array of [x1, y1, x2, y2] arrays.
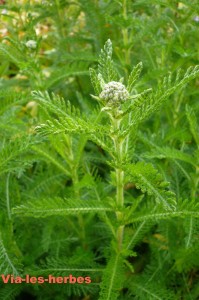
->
[[122, 0, 130, 69], [55, 0, 65, 39], [191, 165, 199, 200], [112, 117, 125, 251], [116, 168, 124, 207], [6, 173, 11, 220], [66, 135, 86, 247]]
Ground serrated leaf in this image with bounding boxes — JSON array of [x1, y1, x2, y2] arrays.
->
[[128, 65, 199, 126], [126, 162, 176, 210], [98, 39, 118, 82], [99, 253, 125, 300], [186, 105, 199, 146], [127, 62, 143, 93], [89, 68, 101, 95], [12, 198, 113, 218]]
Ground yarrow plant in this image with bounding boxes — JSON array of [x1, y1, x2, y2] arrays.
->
[[11, 39, 199, 300], [0, 1, 199, 299], [25, 40, 37, 49]]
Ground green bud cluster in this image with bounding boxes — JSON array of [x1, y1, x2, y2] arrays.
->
[[99, 81, 129, 102]]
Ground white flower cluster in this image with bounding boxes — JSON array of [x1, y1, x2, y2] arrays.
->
[[99, 81, 129, 102], [25, 40, 37, 49]]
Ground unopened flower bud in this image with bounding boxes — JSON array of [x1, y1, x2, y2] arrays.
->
[[99, 81, 129, 103]]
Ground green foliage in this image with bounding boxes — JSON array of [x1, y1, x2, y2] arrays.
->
[[0, 43, 27, 69], [0, 237, 22, 276], [12, 198, 113, 217], [98, 39, 118, 83], [186, 105, 199, 146], [0, 285, 22, 300], [0, 1, 199, 299], [0, 136, 34, 176], [126, 162, 176, 210], [127, 62, 143, 93], [128, 66, 199, 127], [99, 254, 125, 300]]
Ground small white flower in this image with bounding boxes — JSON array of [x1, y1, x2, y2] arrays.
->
[[193, 16, 199, 22], [99, 81, 129, 102], [29, 12, 39, 18], [2, 9, 8, 15], [25, 40, 37, 49]]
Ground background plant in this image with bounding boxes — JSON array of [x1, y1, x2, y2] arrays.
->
[[0, 1, 199, 299]]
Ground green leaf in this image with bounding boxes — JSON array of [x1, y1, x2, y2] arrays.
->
[[31, 145, 71, 176], [32, 91, 108, 138], [129, 280, 175, 300], [126, 162, 176, 210], [0, 285, 22, 300], [0, 44, 26, 69], [127, 200, 199, 223], [127, 62, 143, 93], [186, 105, 199, 146], [143, 146, 196, 166], [31, 257, 104, 275], [89, 68, 101, 95], [45, 63, 89, 89], [0, 89, 27, 116], [129, 66, 199, 126], [0, 136, 33, 175], [12, 198, 113, 218], [99, 253, 125, 300], [125, 221, 153, 250], [0, 236, 22, 276], [98, 39, 118, 82]]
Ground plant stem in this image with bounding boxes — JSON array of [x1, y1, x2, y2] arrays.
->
[[112, 116, 125, 251], [55, 0, 65, 39], [6, 173, 11, 220], [122, 0, 130, 68], [66, 135, 86, 248]]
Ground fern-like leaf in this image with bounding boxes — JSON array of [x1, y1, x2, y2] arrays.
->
[[0, 237, 22, 276], [99, 253, 125, 300], [89, 67, 102, 95], [31, 145, 71, 176], [98, 39, 118, 82], [143, 146, 196, 166], [0, 44, 27, 69], [32, 91, 109, 138], [0, 89, 27, 116], [129, 279, 175, 300], [0, 136, 33, 175], [125, 221, 153, 250], [0, 285, 22, 300], [45, 62, 89, 89], [127, 199, 199, 223], [31, 257, 103, 275], [126, 162, 176, 210], [127, 62, 143, 93], [186, 105, 199, 146], [12, 198, 113, 218], [129, 65, 199, 126]]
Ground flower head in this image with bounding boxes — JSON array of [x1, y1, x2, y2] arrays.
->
[[99, 81, 129, 103], [193, 16, 199, 22], [25, 40, 37, 49]]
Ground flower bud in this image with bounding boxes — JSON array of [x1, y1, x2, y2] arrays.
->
[[99, 81, 129, 103]]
